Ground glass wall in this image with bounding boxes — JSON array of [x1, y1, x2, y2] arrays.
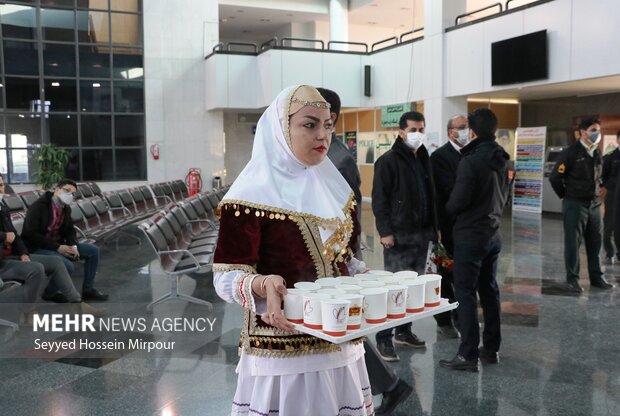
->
[[0, 0, 145, 183]]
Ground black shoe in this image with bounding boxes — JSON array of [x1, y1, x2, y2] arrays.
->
[[82, 288, 109, 301], [479, 347, 499, 364], [375, 380, 413, 416], [376, 340, 400, 362], [394, 331, 426, 348], [565, 280, 583, 294], [439, 354, 480, 372], [590, 277, 615, 290], [42, 292, 69, 303], [437, 324, 460, 339]]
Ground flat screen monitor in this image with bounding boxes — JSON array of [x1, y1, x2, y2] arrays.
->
[[491, 30, 548, 86]]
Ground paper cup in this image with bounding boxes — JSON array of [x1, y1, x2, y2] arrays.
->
[[394, 270, 419, 279], [354, 273, 379, 281], [384, 285, 407, 319], [358, 280, 386, 288], [338, 284, 363, 294], [404, 279, 426, 313], [337, 276, 357, 285], [360, 287, 388, 324], [317, 288, 346, 297], [421, 274, 442, 307], [368, 270, 393, 277], [321, 299, 351, 336], [303, 293, 331, 329], [283, 288, 305, 323], [315, 277, 340, 288], [294, 281, 321, 292], [381, 277, 403, 285], [337, 294, 364, 330]]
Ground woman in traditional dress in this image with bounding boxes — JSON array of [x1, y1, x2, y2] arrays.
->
[[213, 85, 373, 416]]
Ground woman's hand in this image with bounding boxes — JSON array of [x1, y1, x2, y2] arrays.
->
[[254, 275, 294, 331]]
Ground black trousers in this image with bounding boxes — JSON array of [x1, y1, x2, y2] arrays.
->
[[364, 341, 398, 395], [453, 237, 502, 360]]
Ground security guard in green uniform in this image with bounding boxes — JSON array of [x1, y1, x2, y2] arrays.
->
[[550, 117, 615, 293]]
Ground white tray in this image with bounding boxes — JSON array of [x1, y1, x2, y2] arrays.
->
[[291, 298, 458, 344]]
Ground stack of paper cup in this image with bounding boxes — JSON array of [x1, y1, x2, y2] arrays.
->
[[337, 276, 357, 285], [358, 280, 385, 289], [368, 270, 393, 277], [404, 279, 426, 313], [360, 287, 388, 324], [303, 293, 331, 329], [338, 294, 364, 330], [294, 282, 321, 292], [315, 277, 340, 288], [354, 274, 380, 281], [317, 288, 346, 297], [338, 284, 362, 294], [283, 288, 305, 323], [394, 270, 419, 280], [321, 299, 350, 336], [421, 274, 442, 307], [385, 285, 407, 319]]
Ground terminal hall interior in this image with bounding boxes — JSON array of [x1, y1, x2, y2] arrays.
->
[[0, 0, 620, 415]]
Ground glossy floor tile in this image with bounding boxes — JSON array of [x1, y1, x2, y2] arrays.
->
[[1, 206, 619, 416]]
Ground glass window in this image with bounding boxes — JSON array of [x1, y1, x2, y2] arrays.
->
[[79, 45, 110, 77], [5, 115, 42, 146], [81, 114, 111, 146], [43, 43, 76, 77], [110, 0, 140, 13], [112, 47, 142, 79], [0, 84, 4, 109], [114, 115, 143, 146], [0, 149, 7, 177], [5, 77, 40, 110], [3, 40, 39, 76], [113, 80, 143, 112], [41, 8, 75, 42], [46, 114, 78, 146], [41, 0, 76, 8], [10, 148, 36, 183], [80, 80, 111, 112], [0, 4, 37, 40], [115, 148, 144, 180], [64, 148, 80, 180], [77, 0, 108, 10], [77, 10, 109, 43], [82, 149, 113, 180], [110, 12, 141, 46], [45, 79, 77, 111]]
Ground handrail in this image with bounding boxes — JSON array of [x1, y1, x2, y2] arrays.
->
[[280, 37, 325, 49], [212, 42, 224, 52], [455, 3, 503, 26], [327, 40, 368, 52], [506, 0, 537, 9], [260, 36, 278, 51], [399, 27, 424, 43], [226, 41, 257, 53], [371, 36, 398, 52]]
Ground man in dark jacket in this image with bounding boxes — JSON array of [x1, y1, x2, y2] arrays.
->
[[549, 117, 614, 293], [372, 111, 436, 361], [22, 179, 108, 301], [601, 129, 620, 264], [430, 115, 468, 339], [439, 108, 509, 372]]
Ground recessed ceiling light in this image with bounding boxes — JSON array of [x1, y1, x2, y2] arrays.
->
[[50, 63, 59, 67], [92, 83, 101, 88], [0, 83, 4, 87], [51, 82, 60, 87]]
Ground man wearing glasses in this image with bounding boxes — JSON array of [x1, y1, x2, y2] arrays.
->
[[22, 179, 108, 301]]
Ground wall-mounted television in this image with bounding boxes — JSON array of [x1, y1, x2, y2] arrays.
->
[[491, 30, 548, 86]]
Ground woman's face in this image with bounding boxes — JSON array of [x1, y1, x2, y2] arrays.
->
[[289, 106, 333, 166]]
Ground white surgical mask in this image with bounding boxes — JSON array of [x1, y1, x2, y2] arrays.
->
[[59, 191, 74, 205], [405, 132, 426, 150], [456, 128, 470, 146]]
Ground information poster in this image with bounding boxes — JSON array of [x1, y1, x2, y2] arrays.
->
[[345, 131, 357, 159], [380, 103, 411, 128], [513, 127, 546, 214]]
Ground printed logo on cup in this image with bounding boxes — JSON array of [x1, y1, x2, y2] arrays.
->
[[333, 306, 347, 323]]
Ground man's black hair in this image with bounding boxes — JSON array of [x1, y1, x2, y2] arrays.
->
[[316, 88, 341, 123], [468, 108, 498, 138], [56, 178, 78, 189], [399, 111, 425, 130], [579, 117, 600, 131]]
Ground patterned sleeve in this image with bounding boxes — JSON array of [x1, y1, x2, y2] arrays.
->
[[213, 269, 267, 314]]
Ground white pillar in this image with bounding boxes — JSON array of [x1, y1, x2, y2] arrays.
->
[[329, 0, 348, 51], [422, 0, 468, 146]]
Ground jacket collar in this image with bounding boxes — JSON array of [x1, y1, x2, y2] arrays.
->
[[393, 137, 429, 159], [461, 135, 495, 155]]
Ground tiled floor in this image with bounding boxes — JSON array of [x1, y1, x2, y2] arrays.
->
[[1, 206, 619, 416]]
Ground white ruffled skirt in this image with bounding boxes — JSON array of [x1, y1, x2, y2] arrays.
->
[[230, 341, 374, 416]]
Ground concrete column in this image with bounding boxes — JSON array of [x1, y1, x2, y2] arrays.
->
[[329, 0, 348, 51], [422, 0, 468, 147]]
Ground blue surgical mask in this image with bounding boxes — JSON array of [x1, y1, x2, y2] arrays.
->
[[588, 130, 601, 144]]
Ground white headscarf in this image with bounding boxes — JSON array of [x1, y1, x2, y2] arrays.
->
[[222, 86, 353, 239]]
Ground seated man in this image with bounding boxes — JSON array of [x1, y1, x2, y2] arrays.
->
[[0, 174, 84, 304], [22, 179, 108, 301]]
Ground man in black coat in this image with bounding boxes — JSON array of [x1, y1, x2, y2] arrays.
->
[[372, 111, 437, 362], [439, 108, 509, 372], [22, 179, 108, 301], [430, 115, 469, 339], [601, 129, 620, 264]]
